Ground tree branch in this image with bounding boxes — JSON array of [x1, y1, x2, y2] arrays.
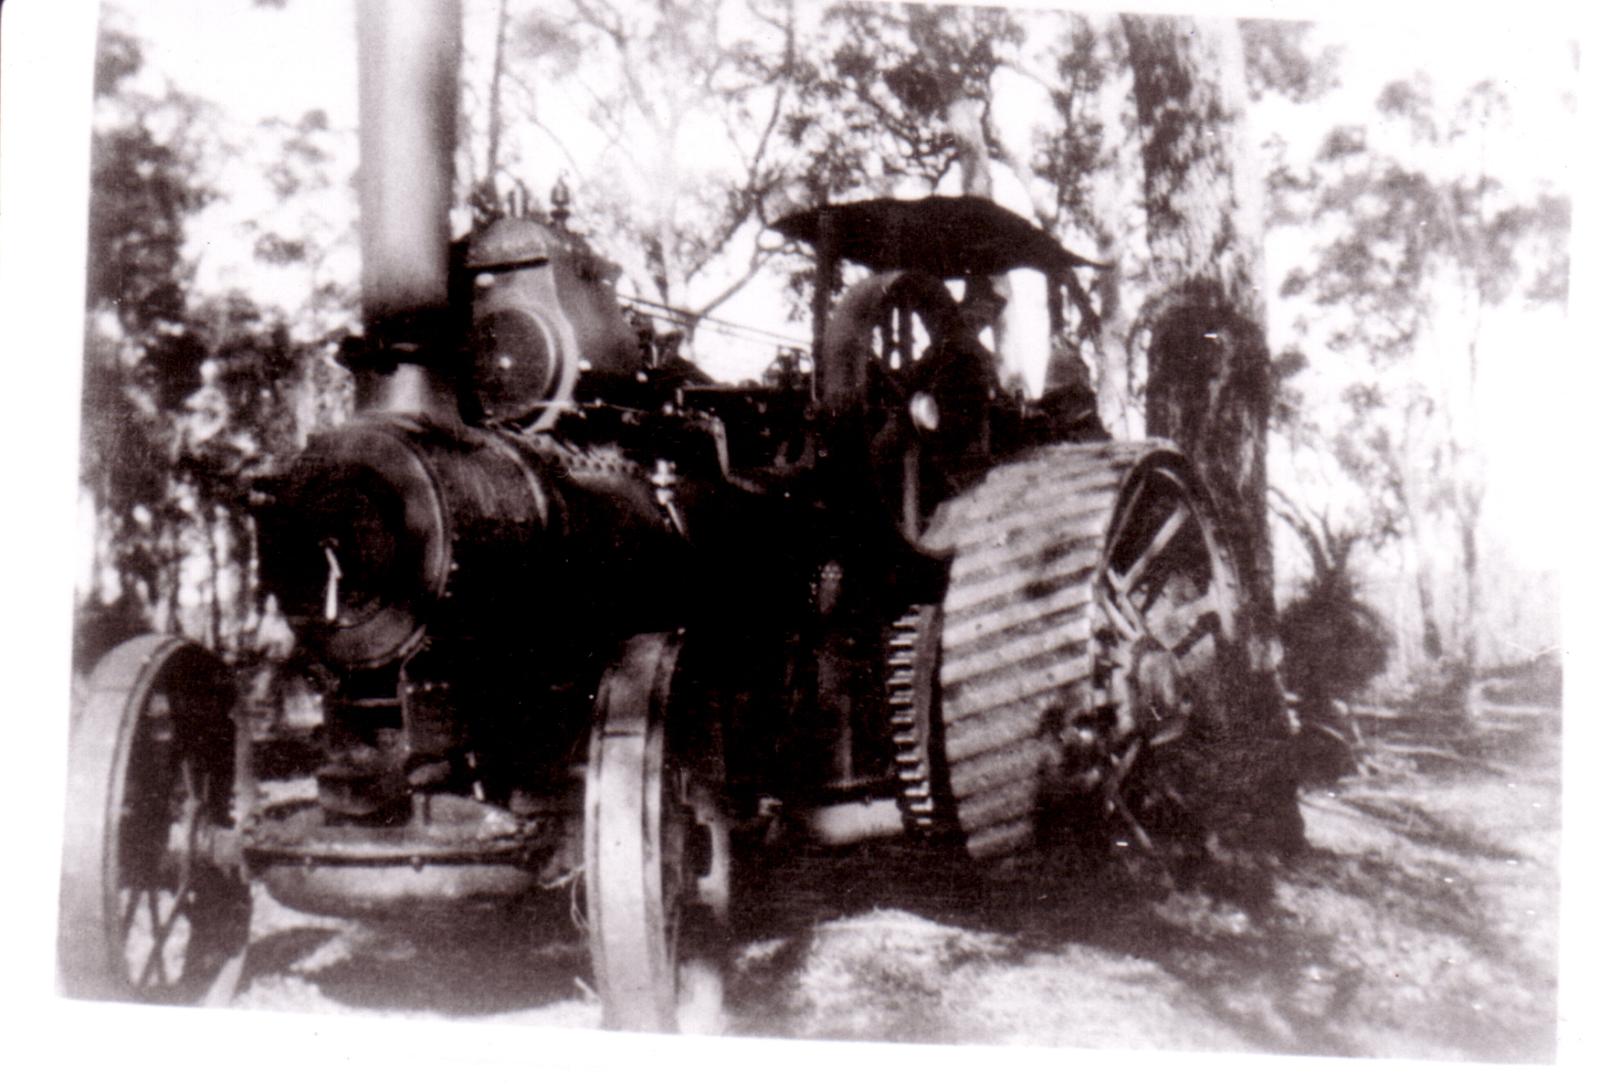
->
[[690, 241, 779, 320]]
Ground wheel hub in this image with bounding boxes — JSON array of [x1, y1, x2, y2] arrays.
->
[[60, 635, 252, 1005], [1127, 640, 1191, 747]]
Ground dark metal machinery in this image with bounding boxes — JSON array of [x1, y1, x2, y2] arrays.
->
[[58, 0, 1250, 1033]]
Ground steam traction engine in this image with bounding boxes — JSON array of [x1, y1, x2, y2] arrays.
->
[[59, 7, 1246, 1037], [60, 189, 1245, 1031]]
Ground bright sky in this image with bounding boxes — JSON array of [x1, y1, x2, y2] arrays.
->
[[1250, 14, 1577, 574]]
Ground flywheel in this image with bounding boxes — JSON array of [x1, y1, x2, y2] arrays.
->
[[892, 441, 1242, 861]]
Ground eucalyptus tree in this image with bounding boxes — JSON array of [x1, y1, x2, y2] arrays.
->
[[80, 21, 220, 659], [469, 0, 805, 332], [1272, 71, 1570, 684], [81, 11, 355, 665], [1116, 13, 1305, 849]]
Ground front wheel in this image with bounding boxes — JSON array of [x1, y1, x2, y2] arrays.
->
[[58, 635, 251, 1004], [584, 634, 732, 1033]]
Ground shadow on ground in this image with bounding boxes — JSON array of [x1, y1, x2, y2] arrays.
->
[[239, 896, 590, 1018], [721, 713, 1559, 1060], [229, 707, 1558, 1061]]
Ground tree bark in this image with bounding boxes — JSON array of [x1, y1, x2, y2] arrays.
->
[[947, 96, 1021, 393], [1122, 14, 1302, 852], [484, 0, 512, 193], [1123, 15, 1271, 626], [1090, 225, 1138, 438]]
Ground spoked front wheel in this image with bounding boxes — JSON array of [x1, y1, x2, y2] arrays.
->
[[584, 634, 732, 1033], [58, 635, 251, 1004]]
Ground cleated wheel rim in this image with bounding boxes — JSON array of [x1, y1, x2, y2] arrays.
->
[[898, 443, 1243, 862], [58, 635, 251, 1005], [584, 634, 732, 1034]]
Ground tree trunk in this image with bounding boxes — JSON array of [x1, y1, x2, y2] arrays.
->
[[484, 0, 511, 193], [1121, 14, 1302, 852], [947, 96, 1021, 393], [947, 96, 993, 197], [204, 503, 224, 652], [1458, 488, 1480, 678], [1090, 225, 1138, 438]]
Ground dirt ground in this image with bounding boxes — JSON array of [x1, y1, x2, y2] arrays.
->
[[226, 701, 1562, 1064]]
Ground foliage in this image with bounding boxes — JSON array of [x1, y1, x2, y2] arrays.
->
[[479, 2, 1125, 333], [82, 2, 1569, 700], [80, 13, 352, 665], [778, 2, 1023, 197], [1280, 114, 1566, 363], [1239, 20, 1340, 104], [1269, 68, 1570, 678], [1027, 13, 1119, 236], [1272, 491, 1392, 706], [245, 108, 358, 331], [1276, 73, 1569, 377], [474, 0, 804, 318]]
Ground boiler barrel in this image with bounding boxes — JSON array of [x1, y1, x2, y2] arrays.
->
[[256, 419, 690, 672]]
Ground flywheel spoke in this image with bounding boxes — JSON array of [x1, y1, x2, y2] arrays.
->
[[180, 758, 198, 809], [901, 446, 922, 539], [1109, 789, 1155, 851], [137, 890, 170, 988], [875, 319, 908, 397], [119, 887, 142, 940]]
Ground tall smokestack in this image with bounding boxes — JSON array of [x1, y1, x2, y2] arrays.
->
[[354, 0, 463, 421]]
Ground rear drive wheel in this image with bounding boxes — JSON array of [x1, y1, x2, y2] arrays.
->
[[897, 443, 1243, 861], [1087, 456, 1243, 844]]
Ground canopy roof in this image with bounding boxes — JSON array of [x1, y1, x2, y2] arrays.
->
[[772, 195, 1106, 278]]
